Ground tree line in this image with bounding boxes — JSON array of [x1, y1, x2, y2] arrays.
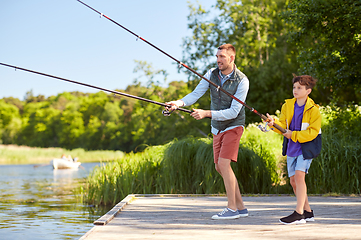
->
[[0, 77, 211, 152], [1, 0, 360, 152], [182, 0, 360, 122]]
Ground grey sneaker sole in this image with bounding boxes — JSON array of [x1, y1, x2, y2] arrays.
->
[[305, 217, 315, 222]]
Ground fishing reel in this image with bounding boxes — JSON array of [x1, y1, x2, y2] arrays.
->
[[258, 122, 274, 133], [162, 109, 174, 117]]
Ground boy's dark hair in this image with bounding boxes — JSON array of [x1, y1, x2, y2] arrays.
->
[[292, 74, 317, 90]]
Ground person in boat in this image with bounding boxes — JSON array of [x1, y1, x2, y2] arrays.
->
[[166, 43, 249, 220]]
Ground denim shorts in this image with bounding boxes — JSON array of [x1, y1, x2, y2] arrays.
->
[[287, 154, 313, 177]]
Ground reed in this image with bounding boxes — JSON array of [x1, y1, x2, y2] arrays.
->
[[83, 133, 281, 206], [83, 146, 164, 205], [81, 105, 361, 206], [159, 136, 279, 194]]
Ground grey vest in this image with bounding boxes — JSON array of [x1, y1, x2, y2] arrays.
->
[[209, 67, 246, 131]]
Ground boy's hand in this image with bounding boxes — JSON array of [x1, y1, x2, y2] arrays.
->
[[283, 129, 292, 139], [266, 113, 274, 126], [165, 100, 184, 111]]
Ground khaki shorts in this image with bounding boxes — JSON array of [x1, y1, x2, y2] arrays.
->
[[213, 126, 244, 164]]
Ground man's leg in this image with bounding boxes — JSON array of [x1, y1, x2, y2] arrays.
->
[[234, 178, 246, 210], [217, 157, 239, 211]]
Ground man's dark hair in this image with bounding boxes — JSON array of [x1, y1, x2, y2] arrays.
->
[[218, 44, 236, 56]]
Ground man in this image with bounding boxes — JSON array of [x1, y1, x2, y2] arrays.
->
[[166, 44, 249, 219]]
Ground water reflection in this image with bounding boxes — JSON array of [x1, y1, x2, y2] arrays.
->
[[0, 163, 111, 240]]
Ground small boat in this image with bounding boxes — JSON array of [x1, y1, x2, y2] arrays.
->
[[52, 158, 81, 170]]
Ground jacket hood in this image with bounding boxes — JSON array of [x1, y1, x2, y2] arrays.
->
[[285, 97, 319, 111]]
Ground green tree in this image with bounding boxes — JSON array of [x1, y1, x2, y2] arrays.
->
[[58, 102, 85, 149], [182, 0, 301, 122], [0, 100, 22, 144], [285, 0, 361, 103], [19, 106, 61, 147]]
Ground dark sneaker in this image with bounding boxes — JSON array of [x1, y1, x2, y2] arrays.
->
[[304, 210, 315, 222], [279, 211, 306, 224], [212, 208, 241, 220], [238, 208, 249, 217]]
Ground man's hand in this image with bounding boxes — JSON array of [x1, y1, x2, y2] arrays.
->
[[165, 100, 184, 111], [191, 109, 211, 120]]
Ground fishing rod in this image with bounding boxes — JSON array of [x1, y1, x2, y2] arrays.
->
[[0, 62, 191, 116], [76, 0, 286, 133]]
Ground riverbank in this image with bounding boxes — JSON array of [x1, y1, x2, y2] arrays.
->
[[0, 144, 124, 164]]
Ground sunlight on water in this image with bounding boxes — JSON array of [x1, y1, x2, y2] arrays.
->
[[0, 163, 111, 240]]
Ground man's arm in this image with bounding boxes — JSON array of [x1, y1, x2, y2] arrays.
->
[[166, 69, 213, 111]]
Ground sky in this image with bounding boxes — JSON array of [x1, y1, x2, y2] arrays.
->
[[0, 0, 216, 100]]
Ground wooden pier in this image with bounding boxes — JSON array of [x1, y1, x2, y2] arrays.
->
[[80, 194, 361, 240]]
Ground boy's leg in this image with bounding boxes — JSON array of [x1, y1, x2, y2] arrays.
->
[[294, 170, 308, 214], [290, 175, 311, 212]]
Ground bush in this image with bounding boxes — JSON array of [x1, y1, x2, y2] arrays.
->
[[306, 105, 361, 194]]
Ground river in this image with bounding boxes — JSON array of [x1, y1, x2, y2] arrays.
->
[[0, 162, 111, 240]]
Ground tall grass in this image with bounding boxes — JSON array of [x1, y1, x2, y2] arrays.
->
[[82, 146, 164, 206], [306, 105, 361, 194], [82, 105, 361, 206], [83, 134, 281, 206]]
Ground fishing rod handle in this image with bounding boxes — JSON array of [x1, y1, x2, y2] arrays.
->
[[259, 113, 287, 133], [273, 123, 287, 133]]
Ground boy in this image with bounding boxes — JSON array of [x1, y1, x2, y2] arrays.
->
[[266, 74, 322, 224]]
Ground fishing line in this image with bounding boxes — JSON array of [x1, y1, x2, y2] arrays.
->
[[76, 0, 286, 133], [0, 62, 191, 116]]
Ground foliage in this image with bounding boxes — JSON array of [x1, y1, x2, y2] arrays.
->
[[2, 0, 360, 152], [306, 105, 361, 194], [83, 145, 164, 205], [285, 0, 361, 103], [182, 0, 302, 122], [82, 105, 361, 206], [83, 135, 280, 206], [0, 99, 22, 144], [0, 62, 211, 152]]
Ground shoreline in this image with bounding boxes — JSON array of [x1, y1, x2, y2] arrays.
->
[[0, 144, 124, 164]]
